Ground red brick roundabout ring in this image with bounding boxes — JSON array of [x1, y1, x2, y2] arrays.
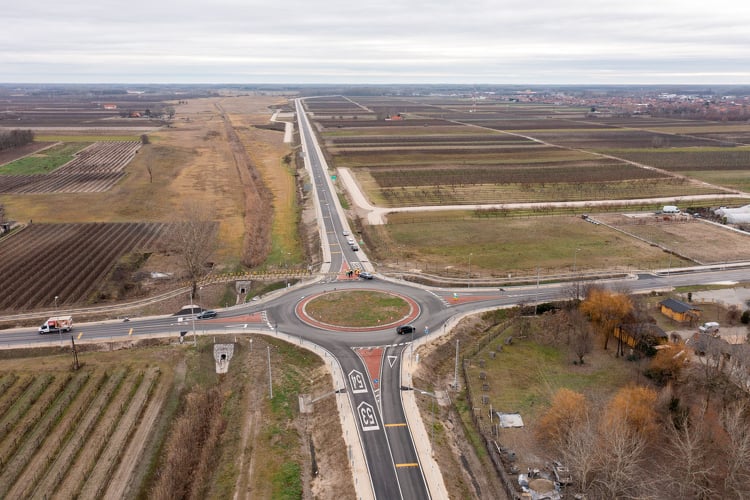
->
[[295, 289, 421, 332]]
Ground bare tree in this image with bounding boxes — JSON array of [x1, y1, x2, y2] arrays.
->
[[560, 417, 599, 493], [567, 309, 594, 364], [722, 402, 750, 497], [592, 421, 648, 499], [167, 201, 218, 296], [660, 415, 715, 499]]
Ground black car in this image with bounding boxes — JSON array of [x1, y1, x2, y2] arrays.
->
[[197, 310, 218, 319], [396, 325, 415, 335]]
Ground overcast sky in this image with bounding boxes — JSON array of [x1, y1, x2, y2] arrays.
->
[[3, 0, 749, 84]]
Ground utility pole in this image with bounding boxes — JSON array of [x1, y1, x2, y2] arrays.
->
[[453, 339, 460, 390], [267, 346, 273, 399], [70, 335, 80, 370]]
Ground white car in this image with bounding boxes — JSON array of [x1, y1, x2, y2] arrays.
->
[[342, 230, 350, 236]]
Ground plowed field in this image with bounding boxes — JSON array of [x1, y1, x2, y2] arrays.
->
[[0, 141, 140, 193], [0, 222, 168, 311]]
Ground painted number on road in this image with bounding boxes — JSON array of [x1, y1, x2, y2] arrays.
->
[[357, 402, 380, 431], [348, 370, 368, 394]]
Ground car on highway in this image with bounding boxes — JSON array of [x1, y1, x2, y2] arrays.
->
[[350, 244, 359, 251], [342, 230, 350, 236], [396, 324, 415, 335], [359, 271, 374, 279], [197, 310, 218, 319]]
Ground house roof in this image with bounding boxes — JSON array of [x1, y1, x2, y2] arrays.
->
[[659, 298, 700, 314], [619, 322, 667, 339]]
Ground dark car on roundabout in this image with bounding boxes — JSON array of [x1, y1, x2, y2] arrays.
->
[[396, 324, 415, 335]]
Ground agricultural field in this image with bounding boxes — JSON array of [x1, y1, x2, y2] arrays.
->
[[364, 212, 692, 279], [0, 333, 349, 499], [592, 213, 750, 265], [0, 141, 141, 193], [309, 97, 739, 209], [1, 94, 293, 299], [0, 222, 169, 311]]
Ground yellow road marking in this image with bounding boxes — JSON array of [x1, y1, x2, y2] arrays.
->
[[385, 423, 407, 427], [77, 332, 83, 339], [396, 463, 420, 468]]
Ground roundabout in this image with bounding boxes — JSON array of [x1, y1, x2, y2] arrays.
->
[[295, 288, 421, 332]]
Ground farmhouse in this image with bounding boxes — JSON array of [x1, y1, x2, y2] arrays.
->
[[659, 298, 701, 323]]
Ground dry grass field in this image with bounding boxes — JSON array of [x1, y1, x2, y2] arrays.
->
[[592, 213, 750, 265], [1, 95, 296, 298], [364, 212, 692, 278]]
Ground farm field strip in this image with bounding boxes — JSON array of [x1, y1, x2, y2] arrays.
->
[[0, 374, 57, 445], [5, 224, 127, 310], [77, 367, 161, 500], [0, 373, 31, 420], [8, 369, 124, 500], [39, 369, 138, 499], [0, 370, 95, 499], [0, 222, 168, 311], [0, 375, 73, 475], [0, 141, 139, 194], [597, 148, 750, 171], [371, 179, 717, 207], [5, 370, 104, 498]]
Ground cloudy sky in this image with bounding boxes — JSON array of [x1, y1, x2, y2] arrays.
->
[[3, 0, 750, 84]]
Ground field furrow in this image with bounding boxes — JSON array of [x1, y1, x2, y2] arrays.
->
[[0, 373, 27, 420], [74, 367, 161, 499], [8, 369, 121, 499], [0, 370, 93, 499], [44, 369, 139, 499], [0, 374, 55, 446]]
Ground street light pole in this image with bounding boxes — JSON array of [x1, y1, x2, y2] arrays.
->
[[190, 290, 197, 347], [267, 346, 273, 398], [468, 253, 473, 287], [54, 295, 60, 344]]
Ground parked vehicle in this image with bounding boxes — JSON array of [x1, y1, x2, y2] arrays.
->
[[662, 205, 680, 214], [39, 315, 73, 334], [197, 310, 218, 319], [396, 325, 415, 335], [698, 321, 720, 334], [350, 244, 359, 251]]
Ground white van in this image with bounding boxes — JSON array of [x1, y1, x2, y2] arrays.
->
[[699, 322, 720, 334]]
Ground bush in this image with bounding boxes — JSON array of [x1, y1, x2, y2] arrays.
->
[[741, 310, 750, 325]]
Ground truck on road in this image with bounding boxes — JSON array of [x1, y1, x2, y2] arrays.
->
[[39, 316, 73, 334]]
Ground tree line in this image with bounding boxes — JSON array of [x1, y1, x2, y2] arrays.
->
[[0, 129, 34, 152]]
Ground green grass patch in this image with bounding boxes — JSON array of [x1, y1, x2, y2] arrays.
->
[[304, 290, 410, 327], [371, 213, 683, 276], [0, 142, 89, 174], [272, 462, 302, 499], [466, 325, 634, 421]]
